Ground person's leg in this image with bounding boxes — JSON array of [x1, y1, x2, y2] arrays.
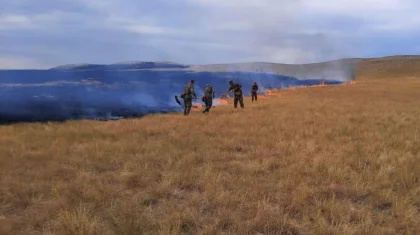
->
[[239, 97, 244, 108], [234, 98, 238, 108], [184, 98, 192, 115], [203, 98, 210, 113], [183, 98, 188, 115], [208, 98, 213, 113]]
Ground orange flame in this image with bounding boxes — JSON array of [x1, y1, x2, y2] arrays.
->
[[266, 90, 274, 96], [261, 88, 281, 98], [266, 89, 280, 96], [190, 98, 229, 111], [191, 102, 203, 111], [308, 81, 327, 88], [216, 99, 228, 105], [342, 80, 357, 85], [253, 80, 357, 98]]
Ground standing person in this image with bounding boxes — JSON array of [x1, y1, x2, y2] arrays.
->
[[180, 80, 197, 116], [226, 80, 244, 109], [251, 82, 258, 102], [201, 84, 215, 114]]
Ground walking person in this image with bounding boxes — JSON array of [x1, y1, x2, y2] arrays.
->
[[180, 80, 197, 115], [251, 82, 258, 102], [202, 84, 215, 114], [226, 80, 244, 109]]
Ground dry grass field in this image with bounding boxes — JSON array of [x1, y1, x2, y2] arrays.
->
[[1, 57, 420, 235]]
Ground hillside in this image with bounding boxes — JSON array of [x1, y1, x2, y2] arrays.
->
[[48, 55, 420, 81], [0, 55, 419, 235], [49, 61, 188, 71], [355, 55, 420, 79]]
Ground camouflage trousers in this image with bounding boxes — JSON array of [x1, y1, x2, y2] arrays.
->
[[251, 91, 257, 101], [202, 96, 213, 113], [234, 96, 244, 108], [183, 98, 192, 115]]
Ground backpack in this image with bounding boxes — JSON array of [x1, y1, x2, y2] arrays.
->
[[180, 84, 191, 98], [204, 85, 213, 94]]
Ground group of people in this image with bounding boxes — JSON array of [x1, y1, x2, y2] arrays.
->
[[178, 80, 259, 116]]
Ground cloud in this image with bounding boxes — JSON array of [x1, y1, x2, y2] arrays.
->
[[0, 55, 51, 69], [300, 0, 420, 31], [0, 14, 32, 30], [0, 0, 419, 68]]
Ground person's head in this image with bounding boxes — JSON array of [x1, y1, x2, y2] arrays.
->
[[190, 80, 195, 84], [254, 82, 257, 85], [229, 80, 234, 85]]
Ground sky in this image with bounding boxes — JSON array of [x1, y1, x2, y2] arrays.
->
[[1, 0, 419, 69]]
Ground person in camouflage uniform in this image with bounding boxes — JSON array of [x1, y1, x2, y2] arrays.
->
[[201, 84, 215, 114], [227, 80, 244, 109], [180, 80, 197, 115], [251, 82, 258, 102]]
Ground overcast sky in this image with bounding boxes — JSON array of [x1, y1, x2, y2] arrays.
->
[[1, 0, 419, 69]]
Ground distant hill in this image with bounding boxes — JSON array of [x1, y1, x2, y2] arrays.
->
[[187, 58, 359, 80], [49, 61, 188, 71], [49, 55, 420, 80], [354, 55, 420, 79]]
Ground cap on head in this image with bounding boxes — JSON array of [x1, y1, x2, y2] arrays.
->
[[190, 80, 195, 83]]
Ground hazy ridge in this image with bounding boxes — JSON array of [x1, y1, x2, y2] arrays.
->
[[48, 55, 420, 80]]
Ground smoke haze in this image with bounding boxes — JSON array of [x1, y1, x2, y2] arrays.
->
[[0, 61, 354, 123]]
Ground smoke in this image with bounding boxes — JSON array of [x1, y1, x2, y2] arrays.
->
[[0, 69, 178, 123], [0, 65, 348, 123], [182, 0, 357, 85], [175, 0, 357, 93]]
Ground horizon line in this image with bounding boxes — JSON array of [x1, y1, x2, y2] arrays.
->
[[1, 54, 420, 71]]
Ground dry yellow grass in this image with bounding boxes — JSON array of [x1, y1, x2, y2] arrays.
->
[[354, 56, 420, 81], [1, 70, 420, 235]]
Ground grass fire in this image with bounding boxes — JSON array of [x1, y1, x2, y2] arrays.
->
[[0, 56, 420, 235]]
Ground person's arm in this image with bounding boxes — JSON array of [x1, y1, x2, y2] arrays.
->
[[191, 86, 197, 98], [224, 86, 233, 96]]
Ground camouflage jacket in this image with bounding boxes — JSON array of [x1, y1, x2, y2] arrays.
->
[[204, 85, 215, 98], [228, 83, 243, 97], [182, 83, 197, 99], [251, 84, 258, 92]]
